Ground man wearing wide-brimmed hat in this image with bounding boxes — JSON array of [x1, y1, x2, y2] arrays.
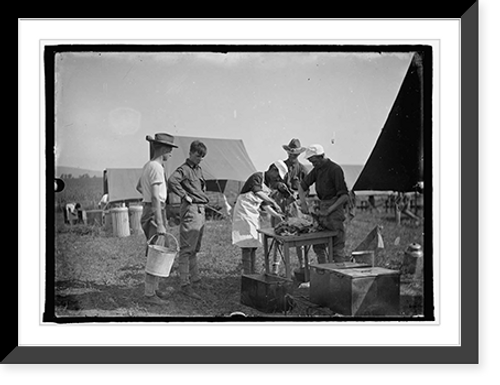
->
[[269, 138, 310, 275], [137, 133, 178, 306], [281, 138, 308, 195]]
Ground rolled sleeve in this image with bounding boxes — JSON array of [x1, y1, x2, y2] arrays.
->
[[300, 169, 315, 192], [167, 168, 187, 200]]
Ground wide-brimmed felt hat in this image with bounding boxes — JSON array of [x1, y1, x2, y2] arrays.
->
[[283, 138, 306, 154], [146, 133, 178, 148]]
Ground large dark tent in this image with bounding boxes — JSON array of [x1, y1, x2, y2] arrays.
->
[[352, 51, 430, 193]]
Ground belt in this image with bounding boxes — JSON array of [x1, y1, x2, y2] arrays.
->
[[181, 200, 207, 206], [143, 201, 166, 208]]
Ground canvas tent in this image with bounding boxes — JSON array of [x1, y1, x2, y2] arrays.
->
[[160, 135, 257, 193], [352, 52, 427, 193], [103, 168, 143, 203], [103, 135, 257, 204]]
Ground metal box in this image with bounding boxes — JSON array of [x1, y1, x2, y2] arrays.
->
[[310, 264, 400, 316], [241, 274, 294, 313]]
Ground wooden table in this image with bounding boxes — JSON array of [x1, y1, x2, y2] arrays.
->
[[257, 228, 338, 280]]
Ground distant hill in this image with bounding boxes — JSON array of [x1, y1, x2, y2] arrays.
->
[[56, 166, 102, 179]]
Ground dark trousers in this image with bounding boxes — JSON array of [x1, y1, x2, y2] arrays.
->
[[313, 200, 346, 263], [179, 202, 205, 287]]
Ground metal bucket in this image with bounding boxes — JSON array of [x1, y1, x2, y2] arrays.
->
[[145, 233, 179, 277], [403, 243, 423, 277]]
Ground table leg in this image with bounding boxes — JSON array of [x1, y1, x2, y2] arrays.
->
[[304, 246, 310, 282], [328, 237, 334, 263], [263, 235, 270, 274], [284, 242, 291, 279]]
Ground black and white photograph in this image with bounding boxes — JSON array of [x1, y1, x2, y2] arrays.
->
[[12, 11, 487, 371], [47, 44, 432, 322]]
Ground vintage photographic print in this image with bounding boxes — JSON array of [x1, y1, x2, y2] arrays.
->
[[46, 44, 433, 323]]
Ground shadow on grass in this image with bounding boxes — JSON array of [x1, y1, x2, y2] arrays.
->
[[54, 274, 424, 319], [55, 280, 145, 312], [54, 274, 267, 319]]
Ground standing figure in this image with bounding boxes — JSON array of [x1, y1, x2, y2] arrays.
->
[[137, 133, 178, 306], [168, 140, 209, 300], [298, 144, 349, 264], [232, 162, 286, 275], [269, 138, 309, 275]]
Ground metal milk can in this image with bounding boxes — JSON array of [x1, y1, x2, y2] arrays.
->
[[403, 243, 423, 276]]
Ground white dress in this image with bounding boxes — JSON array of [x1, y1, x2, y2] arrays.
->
[[231, 183, 271, 248]]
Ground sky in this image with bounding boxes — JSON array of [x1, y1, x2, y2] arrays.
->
[[54, 48, 413, 173]]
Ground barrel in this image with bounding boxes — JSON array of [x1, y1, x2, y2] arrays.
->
[[110, 207, 130, 237], [128, 205, 144, 235]]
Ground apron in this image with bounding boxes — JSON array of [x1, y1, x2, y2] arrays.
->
[[232, 184, 271, 248]]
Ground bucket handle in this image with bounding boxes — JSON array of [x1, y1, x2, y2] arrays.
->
[[147, 233, 180, 251]]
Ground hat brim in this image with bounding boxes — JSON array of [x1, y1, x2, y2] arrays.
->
[[283, 145, 306, 154], [146, 135, 178, 148]]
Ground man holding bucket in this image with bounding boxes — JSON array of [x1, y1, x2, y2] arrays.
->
[[137, 133, 178, 306]]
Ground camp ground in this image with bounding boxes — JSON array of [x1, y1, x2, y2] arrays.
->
[[51, 48, 429, 321]]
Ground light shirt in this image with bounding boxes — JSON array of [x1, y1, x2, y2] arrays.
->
[[139, 160, 167, 203]]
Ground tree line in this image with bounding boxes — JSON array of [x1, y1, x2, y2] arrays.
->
[[60, 173, 99, 179]]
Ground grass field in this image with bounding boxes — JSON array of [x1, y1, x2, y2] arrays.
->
[[52, 206, 425, 320]]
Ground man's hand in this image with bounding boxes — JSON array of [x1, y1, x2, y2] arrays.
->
[[157, 223, 167, 235], [184, 195, 193, 204], [272, 202, 283, 214]]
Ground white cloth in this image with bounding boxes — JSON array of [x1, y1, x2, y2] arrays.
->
[[98, 193, 108, 206], [138, 160, 167, 203], [232, 184, 271, 248], [65, 203, 76, 215]]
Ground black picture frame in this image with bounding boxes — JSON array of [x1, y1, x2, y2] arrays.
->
[[9, 6, 479, 364]]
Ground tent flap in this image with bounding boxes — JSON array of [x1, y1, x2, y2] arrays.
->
[[104, 168, 143, 203], [353, 53, 425, 192], [163, 135, 257, 182]]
